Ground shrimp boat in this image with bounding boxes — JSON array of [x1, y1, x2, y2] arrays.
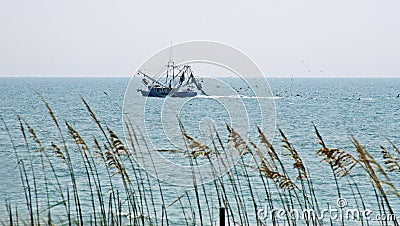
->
[[137, 48, 206, 98]]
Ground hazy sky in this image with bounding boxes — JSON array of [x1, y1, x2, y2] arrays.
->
[[1, 0, 399, 77]]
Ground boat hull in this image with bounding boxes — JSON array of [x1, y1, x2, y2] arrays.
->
[[139, 90, 197, 98]]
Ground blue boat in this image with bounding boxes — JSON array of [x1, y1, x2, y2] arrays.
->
[[139, 85, 198, 98], [137, 57, 206, 98]]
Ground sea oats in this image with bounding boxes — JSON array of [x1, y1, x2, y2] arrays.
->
[[182, 132, 212, 159], [107, 127, 129, 156], [381, 145, 400, 172], [227, 125, 251, 156], [279, 129, 307, 180]]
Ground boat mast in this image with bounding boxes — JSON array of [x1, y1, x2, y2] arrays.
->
[[166, 41, 175, 86]]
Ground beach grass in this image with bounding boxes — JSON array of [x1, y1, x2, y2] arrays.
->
[[1, 97, 399, 225]]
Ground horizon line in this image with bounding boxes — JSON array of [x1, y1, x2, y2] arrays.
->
[[1, 75, 400, 78]]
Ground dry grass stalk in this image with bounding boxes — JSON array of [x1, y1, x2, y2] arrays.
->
[[103, 143, 130, 183], [107, 127, 129, 156], [380, 146, 400, 172], [23, 121, 44, 152], [38, 94, 60, 130], [257, 127, 278, 161], [253, 146, 297, 191], [124, 121, 138, 156], [105, 149, 122, 177], [51, 142, 66, 163], [81, 97, 101, 127], [247, 140, 297, 191], [182, 132, 212, 159], [227, 125, 251, 156], [279, 129, 307, 180], [93, 137, 105, 159], [66, 122, 89, 151], [314, 126, 357, 177], [386, 138, 400, 156], [352, 136, 400, 198]]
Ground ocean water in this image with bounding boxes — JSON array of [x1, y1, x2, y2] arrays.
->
[[0, 77, 399, 224]]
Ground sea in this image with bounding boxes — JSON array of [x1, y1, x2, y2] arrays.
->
[[0, 77, 399, 225]]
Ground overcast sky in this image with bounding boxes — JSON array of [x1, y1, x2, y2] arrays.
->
[[0, 0, 399, 77]]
